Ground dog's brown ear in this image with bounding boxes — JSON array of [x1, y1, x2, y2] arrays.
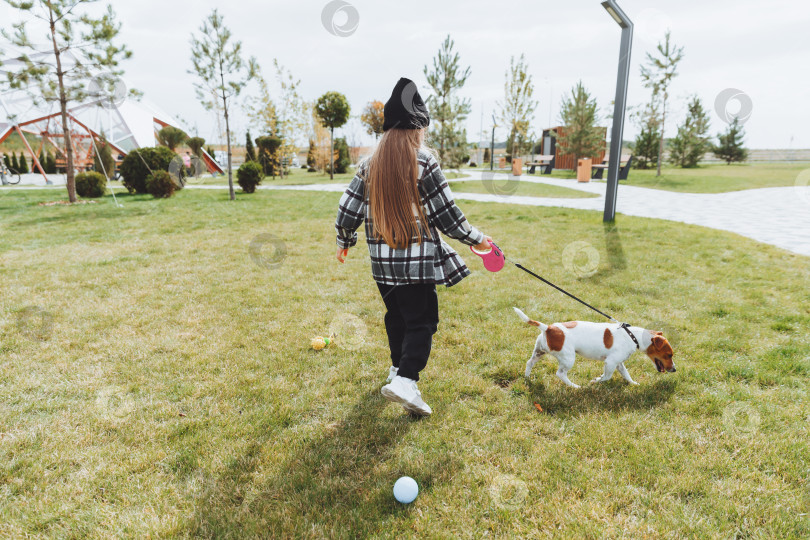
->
[[652, 335, 666, 349], [652, 330, 663, 336]]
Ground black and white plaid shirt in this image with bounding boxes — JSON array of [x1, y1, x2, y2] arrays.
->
[[335, 149, 485, 287]]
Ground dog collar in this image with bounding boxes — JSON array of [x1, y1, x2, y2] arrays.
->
[[619, 322, 640, 349]]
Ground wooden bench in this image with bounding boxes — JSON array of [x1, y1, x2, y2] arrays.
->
[[591, 154, 634, 180], [525, 154, 555, 174]]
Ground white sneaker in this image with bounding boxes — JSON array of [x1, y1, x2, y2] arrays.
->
[[381, 375, 432, 416], [386, 366, 398, 383]]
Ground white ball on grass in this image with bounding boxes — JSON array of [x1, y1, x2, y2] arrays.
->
[[393, 476, 419, 504]]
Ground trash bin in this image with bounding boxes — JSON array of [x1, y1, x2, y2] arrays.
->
[[498, 157, 506, 169], [577, 158, 592, 183], [511, 158, 522, 176]]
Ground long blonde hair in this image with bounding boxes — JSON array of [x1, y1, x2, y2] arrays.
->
[[365, 128, 432, 249]]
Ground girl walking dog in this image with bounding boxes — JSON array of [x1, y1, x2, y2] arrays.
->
[[335, 77, 493, 416]]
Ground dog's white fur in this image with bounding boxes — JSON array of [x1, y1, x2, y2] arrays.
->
[[513, 307, 675, 388]]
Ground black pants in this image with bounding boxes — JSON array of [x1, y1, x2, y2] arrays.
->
[[376, 282, 439, 382]]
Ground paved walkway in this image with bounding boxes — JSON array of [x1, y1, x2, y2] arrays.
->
[[6, 171, 810, 257]]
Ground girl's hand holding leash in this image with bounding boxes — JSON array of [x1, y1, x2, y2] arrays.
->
[[336, 247, 349, 263], [474, 236, 493, 252]]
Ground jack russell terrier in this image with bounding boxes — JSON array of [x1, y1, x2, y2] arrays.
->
[[513, 307, 676, 388]]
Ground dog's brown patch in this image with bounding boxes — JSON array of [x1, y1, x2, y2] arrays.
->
[[603, 328, 614, 349], [528, 319, 541, 327], [546, 325, 565, 351], [562, 321, 578, 328]]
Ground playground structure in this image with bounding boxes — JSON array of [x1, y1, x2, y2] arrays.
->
[[0, 52, 223, 183]]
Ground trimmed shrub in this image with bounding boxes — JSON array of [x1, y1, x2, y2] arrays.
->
[[237, 161, 263, 193], [119, 146, 176, 194], [75, 171, 107, 198], [157, 126, 188, 151], [146, 170, 177, 198], [18, 153, 29, 174], [255, 135, 282, 177], [187, 136, 205, 157]]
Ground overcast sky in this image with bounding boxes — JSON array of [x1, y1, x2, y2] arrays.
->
[[2, 0, 809, 149]]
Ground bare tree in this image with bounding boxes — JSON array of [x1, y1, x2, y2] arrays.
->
[[423, 35, 471, 167], [641, 31, 684, 177], [189, 9, 257, 200], [1, 0, 131, 202], [498, 54, 538, 161]]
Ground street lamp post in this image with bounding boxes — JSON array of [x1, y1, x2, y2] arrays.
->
[[601, 0, 633, 222]]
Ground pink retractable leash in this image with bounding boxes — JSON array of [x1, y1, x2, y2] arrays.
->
[[469, 242, 640, 347], [469, 242, 505, 272]]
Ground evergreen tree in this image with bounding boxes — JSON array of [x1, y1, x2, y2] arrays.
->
[[245, 131, 256, 162], [555, 81, 604, 161], [255, 135, 282, 177], [38, 149, 46, 173], [19, 153, 29, 174], [631, 98, 661, 169], [498, 54, 537, 164], [333, 137, 351, 174], [45, 151, 57, 174], [483, 147, 491, 164], [423, 35, 472, 168], [11, 152, 19, 171], [93, 135, 115, 178], [640, 31, 684, 176], [669, 96, 711, 168], [713, 117, 748, 164], [3, 153, 10, 169], [307, 139, 316, 169]]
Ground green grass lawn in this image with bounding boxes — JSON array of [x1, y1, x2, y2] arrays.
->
[[185, 167, 466, 188], [473, 162, 810, 193], [448, 179, 597, 198], [1, 187, 808, 537]]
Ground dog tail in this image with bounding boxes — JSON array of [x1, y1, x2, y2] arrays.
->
[[513, 307, 547, 331]]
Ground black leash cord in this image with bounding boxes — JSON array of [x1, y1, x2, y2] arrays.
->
[[505, 257, 641, 349]]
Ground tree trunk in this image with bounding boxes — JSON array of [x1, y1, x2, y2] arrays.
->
[[329, 127, 334, 180], [656, 97, 667, 177], [219, 60, 234, 200], [49, 6, 75, 202], [224, 104, 234, 200]]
